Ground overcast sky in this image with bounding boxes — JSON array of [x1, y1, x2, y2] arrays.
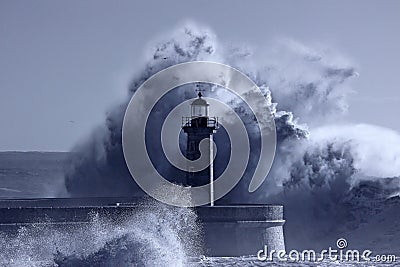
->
[[0, 0, 399, 151]]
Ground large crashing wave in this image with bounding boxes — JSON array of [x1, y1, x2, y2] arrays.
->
[[63, 23, 400, 252], [63, 24, 356, 198]]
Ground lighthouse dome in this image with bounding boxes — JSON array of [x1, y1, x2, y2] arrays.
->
[[191, 97, 209, 106], [190, 93, 209, 117]]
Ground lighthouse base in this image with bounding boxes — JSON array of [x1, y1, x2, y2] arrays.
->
[[196, 205, 285, 256]]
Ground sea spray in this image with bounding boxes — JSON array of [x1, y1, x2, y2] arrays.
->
[[63, 23, 359, 200], [0, 200, 201, 267]]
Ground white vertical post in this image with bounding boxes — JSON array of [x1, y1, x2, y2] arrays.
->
[[210, 134, 214, 206]]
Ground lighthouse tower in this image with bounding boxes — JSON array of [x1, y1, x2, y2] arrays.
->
[[182, 90, 218, 198]]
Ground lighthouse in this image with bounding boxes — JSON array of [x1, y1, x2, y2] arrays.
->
[[182, 90, 218, 205]]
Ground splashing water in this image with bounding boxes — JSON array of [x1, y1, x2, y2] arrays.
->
[[0, 201, 201, 267]]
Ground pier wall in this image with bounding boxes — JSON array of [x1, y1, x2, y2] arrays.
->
[[0, 199, 285, 256]]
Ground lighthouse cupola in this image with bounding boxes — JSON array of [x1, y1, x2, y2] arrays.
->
[[191, 92, 209, 117]]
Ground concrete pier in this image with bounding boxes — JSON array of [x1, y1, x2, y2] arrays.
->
[[0, 198, 285, 256], [197, 205, 285, 256]]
